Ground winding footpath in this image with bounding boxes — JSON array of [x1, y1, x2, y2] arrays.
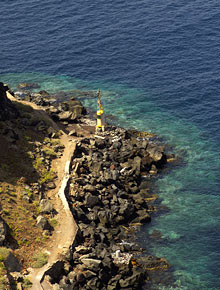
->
[[29, 135, 78, 290], [6, 92, 78, 290]]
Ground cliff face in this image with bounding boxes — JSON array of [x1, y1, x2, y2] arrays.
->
[[0, 82, 18, 120]]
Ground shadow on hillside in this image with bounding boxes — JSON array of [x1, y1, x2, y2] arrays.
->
[[0, 101, 60, 185]]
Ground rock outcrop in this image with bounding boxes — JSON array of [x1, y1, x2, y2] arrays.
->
[[0, 82, 18, 121], [0, 217, 7, 245], [0, 84, 173, 289], [13, 89, 87, 123], [44, 127, 170, 289], [18, 82, 40, 90]]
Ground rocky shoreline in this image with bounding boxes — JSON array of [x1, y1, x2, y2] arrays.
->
[[1, 82, 174, 289], [55, 127, 170, 290]]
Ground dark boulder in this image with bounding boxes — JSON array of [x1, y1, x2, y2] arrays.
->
[[81, 258, 102, 272], [74, 245, 91, 255], [40, 199, 54, 214], [87, 277, 102, 289], [4, 252, 22, 272], [119, 270, 145, 289], [89, 161, 102, 175], [87, 211, 99, 223], [118, 200, 135, 221], [95, 138, 106, 149], [107, 275, 121, 290], [67, 98, 87, 116], [85, 193, 99, 208], [135, 210, 151, 223], [38, 90, 50, 97], [141, 154, 153, 170], [149, 164, 158, 174], [0, 83, 18, 121], [147, 143, 167, 166], [84, 184, 96, 193], [138, 255, 169, 271], [56, 98, 86, 122], [98, 210, 112, 226], [36, 215, 51, 230], [72, 207, 89, 223], [57, 111, 72, 121], [45, 261, 65, 284]]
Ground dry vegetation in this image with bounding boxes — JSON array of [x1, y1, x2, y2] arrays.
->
[[0, 100, 62, 271]]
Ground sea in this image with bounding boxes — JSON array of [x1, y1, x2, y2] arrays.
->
[[0, 0, 220, 289]]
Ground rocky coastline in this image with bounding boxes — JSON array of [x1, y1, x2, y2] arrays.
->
[[60, 128, 170, 290], [0, 82, 174, 289]]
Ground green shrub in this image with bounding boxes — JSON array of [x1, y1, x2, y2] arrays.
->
[[0, 248, 10, 262], [22, 278, 32, 288], [0, 277, 7, 290], [42, 148, 57, 158], [51, 139, 62, 146], [23, 188, 33, 198], [0, 262, 5, 272], [33, 157, 43, 170], [49, 218, 58, 228], [40, 169, 55, 184], [35, 237, 41, 243], [31, 252, 48, 268]]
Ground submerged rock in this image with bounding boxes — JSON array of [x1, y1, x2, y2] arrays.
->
[[18, 82, 40, 90]]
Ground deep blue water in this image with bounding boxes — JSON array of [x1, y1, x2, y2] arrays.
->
[[1, 0, 220, 289]]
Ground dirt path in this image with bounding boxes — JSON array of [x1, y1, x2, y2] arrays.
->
[[6, 92, 78, 289], [29, 134, 78, 290]]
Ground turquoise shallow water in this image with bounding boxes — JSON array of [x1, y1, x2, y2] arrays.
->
[[1, 72, 220, 289]]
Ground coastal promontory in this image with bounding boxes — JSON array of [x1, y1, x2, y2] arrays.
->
[[0, 82, 173, 289]]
